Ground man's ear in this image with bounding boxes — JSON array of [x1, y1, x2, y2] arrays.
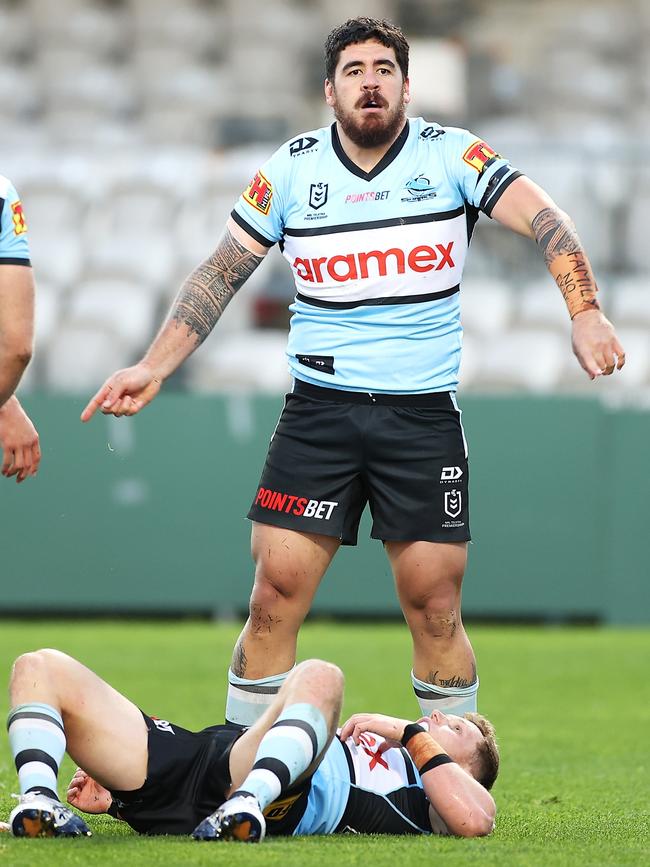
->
[[403, 76, 411, 105], [325, 78, 335, 107]]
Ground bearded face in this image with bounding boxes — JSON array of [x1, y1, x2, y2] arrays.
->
[[325, 40, 410, 150], [332, 87, 407, 148]]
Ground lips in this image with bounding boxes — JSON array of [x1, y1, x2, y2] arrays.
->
[[358, 95, 386, 109]]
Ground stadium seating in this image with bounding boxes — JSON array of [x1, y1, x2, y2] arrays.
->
[[1, 0, 645, 396]]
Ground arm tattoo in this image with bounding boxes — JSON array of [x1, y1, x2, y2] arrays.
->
[[532, 207, 600, 317], [531, 207, 581, 267], [172, 228, 264, 346]]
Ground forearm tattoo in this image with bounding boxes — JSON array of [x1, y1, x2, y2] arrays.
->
[[531, 207, 580, 267], [171, 229, 264, 345], [531, 207, 600, 318]]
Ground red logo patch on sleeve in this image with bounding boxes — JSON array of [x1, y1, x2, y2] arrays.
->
[[243, 170, 273, 215], [11, 200, 27, 235], [462, 140, 499, 174]]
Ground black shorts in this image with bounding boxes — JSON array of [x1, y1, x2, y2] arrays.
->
[[247, 380, 470, 545], [109, 714, 241, 835], [109, 714, 311, 837]]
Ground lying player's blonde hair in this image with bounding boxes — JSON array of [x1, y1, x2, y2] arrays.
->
[[464, 712, 499, 791]]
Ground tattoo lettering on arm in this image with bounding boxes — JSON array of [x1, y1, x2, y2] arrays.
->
[[531, 207, 580, 267], [532, 207, 600, 318], [172, 229, 264, 346]]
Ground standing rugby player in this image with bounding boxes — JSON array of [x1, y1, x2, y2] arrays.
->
[[82, 18, 625, 724], [0, 175, 40, 483]]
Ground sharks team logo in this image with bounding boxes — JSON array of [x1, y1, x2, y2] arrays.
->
[[401, 175, 437, 202]]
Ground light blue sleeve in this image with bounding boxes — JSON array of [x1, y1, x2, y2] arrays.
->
[[444, 128, 522, 217], [0, 177, 31, 261], [231, 145, 290, 246]]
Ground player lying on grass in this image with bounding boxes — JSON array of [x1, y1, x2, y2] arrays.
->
[[5, 650, 498, 840]]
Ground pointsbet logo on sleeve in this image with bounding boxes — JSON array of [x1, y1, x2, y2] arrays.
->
[[243, 170, 273, 215], [254, 487, 338, 520]]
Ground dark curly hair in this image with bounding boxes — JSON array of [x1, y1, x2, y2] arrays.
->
[[324, 17, 410, 82]]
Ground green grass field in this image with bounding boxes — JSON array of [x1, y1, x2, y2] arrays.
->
[[0, 620, 647, 866]]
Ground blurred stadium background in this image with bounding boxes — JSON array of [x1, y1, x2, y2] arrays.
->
[[1, 0, 648, 623]]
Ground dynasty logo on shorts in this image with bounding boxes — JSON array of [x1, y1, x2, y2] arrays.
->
[[254, 487, 338, 520], [151, 718, 175, 734], [440, 466, 463, 482]]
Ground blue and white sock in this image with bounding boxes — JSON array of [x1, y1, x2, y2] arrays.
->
[[7, 703, 66, 800], [225, 668, 293, 727], [411, 671, 479, 716], [233, 702, 328, 810]]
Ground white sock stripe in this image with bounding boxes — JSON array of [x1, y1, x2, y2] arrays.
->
[[227, 667, 293, 688], [228, 685, 278, 705], [18, 761, 58, 784], [258, 726, 315, 766], [245, 768, 282, 801], [8, 718, 67, 745]]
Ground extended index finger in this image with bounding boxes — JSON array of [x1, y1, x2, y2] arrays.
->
[[81, 382, 118, 422]]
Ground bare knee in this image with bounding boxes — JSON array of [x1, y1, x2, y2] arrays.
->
[[295, 659, 344, 693], [285, 659, 344, 719], [10, 649, 67, 702]]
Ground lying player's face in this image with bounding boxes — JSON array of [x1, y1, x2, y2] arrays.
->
[[325, 40, 410, 148], [417, 710, 483, 775]]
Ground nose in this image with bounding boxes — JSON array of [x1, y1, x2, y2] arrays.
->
[[430, 710, 448, 725], [361, 72, 380, 89]]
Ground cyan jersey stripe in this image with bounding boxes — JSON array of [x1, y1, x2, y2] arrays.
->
[[293, 737, 350, 835], [287, 292, 463, 393]]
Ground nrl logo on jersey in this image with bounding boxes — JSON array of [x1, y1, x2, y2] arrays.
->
[[305, 182, 329, 220], [289, 136, 319, 156], [401, 174, 437, 203]]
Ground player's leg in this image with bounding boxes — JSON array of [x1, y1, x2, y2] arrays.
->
[[366, 397, 477, 715], [225, 523, 340, 725], [195, 659, 343, 842], [7, 648, 148, 836], [225, 388, 364, 726], [386, 539, 479, 715]]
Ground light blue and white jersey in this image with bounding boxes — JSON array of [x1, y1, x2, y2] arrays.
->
[[0, 175, 30, 263], [291, 731, 449, 837], [232, 118, 521, 393]]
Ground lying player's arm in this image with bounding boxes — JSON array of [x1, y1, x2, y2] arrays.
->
[[490, 175, 625, 380], [418, 750, 495, 837], [81, 218, 269, 421], [0, 264, 34, 408], [341, 714, 495, 838]]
